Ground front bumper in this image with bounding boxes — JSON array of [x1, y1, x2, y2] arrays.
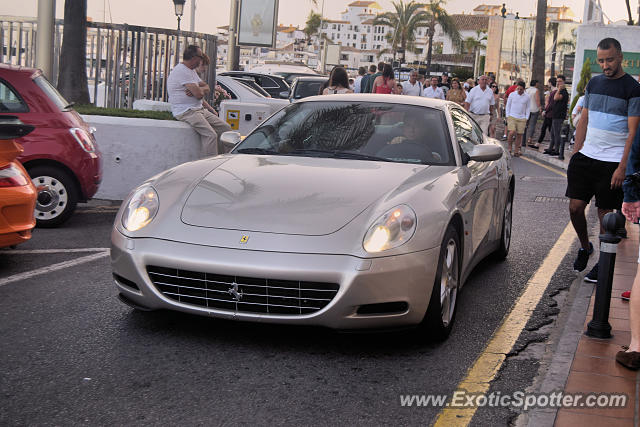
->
[[111, 229, 439, 330]]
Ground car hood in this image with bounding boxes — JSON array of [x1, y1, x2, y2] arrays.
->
[[180, 155, 427, 235]]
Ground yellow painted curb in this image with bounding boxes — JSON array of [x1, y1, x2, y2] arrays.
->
[[434, 160, 573, 426]]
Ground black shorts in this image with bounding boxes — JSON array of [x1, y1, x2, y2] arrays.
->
[[565, 152, 623, 209]]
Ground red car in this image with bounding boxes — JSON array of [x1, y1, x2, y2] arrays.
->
[[0, 64, 102, 227]]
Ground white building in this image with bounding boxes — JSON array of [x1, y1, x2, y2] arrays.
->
[[316, 1, 489, 71]]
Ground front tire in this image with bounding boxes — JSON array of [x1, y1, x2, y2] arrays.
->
[[422, 224, 460, 341], [29, 165, 79, 228]]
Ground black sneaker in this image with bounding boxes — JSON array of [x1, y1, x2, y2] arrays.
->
[[584, 264, 598, 283], [573, 242, 594, 272]]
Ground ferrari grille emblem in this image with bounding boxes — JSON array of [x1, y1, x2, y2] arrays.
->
[[228, 282, 243, 301], [240, 235, 249, 244]]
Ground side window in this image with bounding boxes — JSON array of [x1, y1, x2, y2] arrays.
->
[[0, 80, 28, 113], [216, 82, 237, 99], [258, 76, 279, 89], [463, 111, 485, 144], [450, 108, 477, 155]]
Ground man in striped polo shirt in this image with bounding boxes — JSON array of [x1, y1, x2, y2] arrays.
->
[[567, 38, 640, 281]]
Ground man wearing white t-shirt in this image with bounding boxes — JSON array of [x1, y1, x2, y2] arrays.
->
[[167, 45, 231, 157], [505, 81, 530, 156], [401, 70, 423, 96], [423, 77, 445, 99], [463, 75, 495, 135]]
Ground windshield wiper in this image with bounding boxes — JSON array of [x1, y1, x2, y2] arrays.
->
[[236, 147, 280, 155], [63, 101, 75, 110], [331, 151, 394, 162], [289, 149, 393, 162]]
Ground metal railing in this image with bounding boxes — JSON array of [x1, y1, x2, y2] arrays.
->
[[0, 16, 217, 108]]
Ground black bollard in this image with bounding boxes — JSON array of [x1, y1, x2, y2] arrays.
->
[[586, 212, 626, 338]]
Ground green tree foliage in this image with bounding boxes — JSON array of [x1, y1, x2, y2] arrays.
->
[[421, 0, 461, 75], [451, 66, 473, 81], [373, 0, 433, 63], [304, 11, 323, 42], [569, 58, 591, 126]]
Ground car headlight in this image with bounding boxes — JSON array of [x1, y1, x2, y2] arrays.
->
[[363, 205, 417, 253], [121, 186, 159, 231]]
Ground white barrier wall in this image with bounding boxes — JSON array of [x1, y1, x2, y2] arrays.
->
[[83, 115, 201, 200], [572, 24, 640, 100]]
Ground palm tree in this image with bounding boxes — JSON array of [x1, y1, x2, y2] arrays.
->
[[57, 0, 90, 104], [421, 0, 461, 75], [547, 22, 559, 77], [556, 28, 577, 53], [304, 11, 323, 43], [462, 30, 487, 76], [461, 30, 486, 54], [373, 1, 433, 64], [531, 0, 546, 107]]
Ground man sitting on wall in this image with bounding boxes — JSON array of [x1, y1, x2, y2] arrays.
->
[[167, 45, 231, 157]]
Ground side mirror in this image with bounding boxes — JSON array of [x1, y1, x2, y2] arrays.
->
[[279, 90, 290, 99], [220, 131, 242, 148], [467, 144, 503, 162]]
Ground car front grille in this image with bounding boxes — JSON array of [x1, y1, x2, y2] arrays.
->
[[146, 266, 339, 315]]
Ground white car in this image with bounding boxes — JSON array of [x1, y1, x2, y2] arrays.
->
[[216, 75, 289, 135]]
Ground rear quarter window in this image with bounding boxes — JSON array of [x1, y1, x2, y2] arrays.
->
[[0, 80, 29, 113], [33, 75, 71, 111]]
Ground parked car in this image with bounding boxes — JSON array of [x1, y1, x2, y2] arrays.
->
[[215, 75, 290, 136], [0, 64, 102, 227], [111, 94, 514, 340], [276, 72, 323, 85], [229, 76, 272, 98], [249, 64, 321, 85], [0, 117, 37, 248], [285, 76, 329, 102], [219, 71, 289, 99]]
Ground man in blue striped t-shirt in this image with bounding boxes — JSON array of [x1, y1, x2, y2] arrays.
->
[[567, 38, 640, 280]]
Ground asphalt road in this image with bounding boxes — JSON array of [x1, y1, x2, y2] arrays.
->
[[0, 157, 586, 426]]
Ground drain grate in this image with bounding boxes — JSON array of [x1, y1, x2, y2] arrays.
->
[[534, 196, 569, 203], [521, 176, 566, 182]]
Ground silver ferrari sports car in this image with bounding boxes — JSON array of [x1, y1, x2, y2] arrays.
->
[[111, 94, 514, 339]]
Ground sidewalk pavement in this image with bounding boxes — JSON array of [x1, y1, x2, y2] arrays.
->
[[501, 124, 639, 426]]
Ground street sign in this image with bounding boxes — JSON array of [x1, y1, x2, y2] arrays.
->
[[583, 49, 640, 75], [237, 0, 279, 48]]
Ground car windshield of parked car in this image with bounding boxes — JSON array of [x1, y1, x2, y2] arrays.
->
[[33, 75, 72, 111], [294, 80, 326, 99], [234, 101, 454, 166]]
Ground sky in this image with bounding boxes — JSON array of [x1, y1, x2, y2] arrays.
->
[[0, 0, 633, 34]]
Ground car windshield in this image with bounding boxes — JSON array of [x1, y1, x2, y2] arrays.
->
[[294, 80, 326, 99], [234, 101, 454, 166], [33, 75, 72, 111]]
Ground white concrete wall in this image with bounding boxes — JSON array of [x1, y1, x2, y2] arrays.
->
[[572, 24, 640, 100], [83, 115, 201, 201]]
